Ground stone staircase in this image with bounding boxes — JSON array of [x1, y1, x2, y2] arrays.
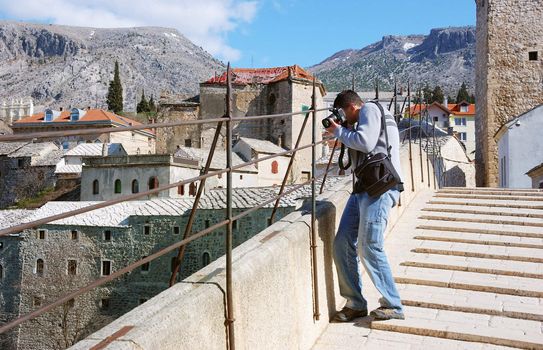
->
[[313, 188, 543, 350]]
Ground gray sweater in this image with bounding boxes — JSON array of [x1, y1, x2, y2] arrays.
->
[[333, 102, 404, 185]]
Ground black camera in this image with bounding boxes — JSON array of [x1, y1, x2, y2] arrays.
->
[[322, 108, 347, 128]]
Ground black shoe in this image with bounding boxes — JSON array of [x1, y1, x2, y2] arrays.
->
[[370, 306, 405, 320], [333, 306, 368, 322]]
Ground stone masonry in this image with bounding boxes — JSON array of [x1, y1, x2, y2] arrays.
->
[[475, 0, 543, 186]]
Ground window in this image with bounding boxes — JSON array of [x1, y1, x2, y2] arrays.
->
[[144, 225, 151, 235], [104, 230, 112, 241], [102, 261, 112, 276], [529, 51, 538, 61], [177, 185, 185, 195], [17, 159, 24, 168], [136, 148, 141, 155], [38, 230, 46, 240], [114, 179, 122, 194], [0, 265, 3, 279], [0, 242, 3, 250], [459, 132, 467, 141], [271, 160, 279, 174], [131, 132, 136, 140], [232, 220, 238, 230], [71, 230, 78, 240], [202, 252, 211, 267], [132, 179, 139, 193], [454, 118, 466, 126], [100, 298, 110, 310], [36, 259, 44, 276], [205, 220, 210, 229], [460, 105, 469, 113], [189, 182, 197, 196], [141, 257, 149, 272], [173, 226, 180, 235], [148, 137, 152, 146], [433, 116, 438, 122], [240, 175, 243, 180], [67, 260, 77, 276], [184, 139, 192, 147], [33, 296, 42, 307], [539, 181, 543, 189], [92, 179, 99, 195], [148, 176, 159, 190], [62, 141, 70, 150]]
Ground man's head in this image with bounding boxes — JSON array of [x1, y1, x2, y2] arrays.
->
[[333, 90, 363, 124]]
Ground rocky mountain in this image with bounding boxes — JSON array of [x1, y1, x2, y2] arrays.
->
[[308, 26, 476, 95], [0, 21, 224, 112]]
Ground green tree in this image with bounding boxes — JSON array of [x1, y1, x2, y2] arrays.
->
[[106, 61, 123, 114], [431, 85, 444, 104], [148, 95, 156, 113], [447, 95, 456, 104], [468, 94, 475, 104], [137, 90, 150, 113], [422, 85, 433, 104], [456, 82, 470, 103]]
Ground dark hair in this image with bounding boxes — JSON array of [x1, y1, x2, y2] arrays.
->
[[333, 90, 363, 109]]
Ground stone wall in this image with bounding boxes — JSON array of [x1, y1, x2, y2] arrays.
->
[[156, 103, 201, 153], [475, 0, 543, 186]]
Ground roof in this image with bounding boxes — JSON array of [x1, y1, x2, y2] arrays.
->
[[65, 143, 127, 157], [175, 147, 258, 172], [13, 109, 155, 135], [16, 176, 348, 228], [447, 102, 475, 115], [408, 102, 475, 117], [237, 137, 290, 155], [204, 65, 316, 85], [7, 142, 64, 165], [55, 163, 83, 174], [526, 162, 543, 176], [0, 209, 35, 235], [0, 141, 29, 156]]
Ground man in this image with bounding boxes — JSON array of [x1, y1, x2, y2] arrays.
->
[[324, 90, 404, 321]]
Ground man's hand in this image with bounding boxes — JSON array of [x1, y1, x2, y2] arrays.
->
[[325, 118, 340, 135]]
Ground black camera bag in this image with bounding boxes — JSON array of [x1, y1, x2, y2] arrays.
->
[[353, 101, 403, 197]]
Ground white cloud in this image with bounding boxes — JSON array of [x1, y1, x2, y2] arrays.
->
[[0, 0, 259, 61]]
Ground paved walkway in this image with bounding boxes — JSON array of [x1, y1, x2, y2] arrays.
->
[[313, 188, 543, 350]]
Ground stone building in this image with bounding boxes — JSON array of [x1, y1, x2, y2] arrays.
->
[[156, 94, 201, 153], [0, 142, 64, 209], [0, 98, 34, 125], [199, 65, 325, 183], [0, 179, 343, 349], [475, 0, 543, 186], [526, 163, 543, 189], [495, 104, 543, 188], [12, 108, 156, 155]]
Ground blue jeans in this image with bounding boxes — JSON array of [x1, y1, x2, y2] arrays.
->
[[333, 189, 403, 311]]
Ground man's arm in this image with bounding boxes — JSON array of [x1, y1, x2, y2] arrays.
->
[[333, 103, 381, 153]]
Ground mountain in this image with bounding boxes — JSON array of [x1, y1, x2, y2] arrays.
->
[[0, 21, 224, 111], [308, 26, 476, 95]]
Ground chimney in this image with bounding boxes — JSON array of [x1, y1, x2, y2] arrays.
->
[[444, 96, 448, 108], [59, 107, 63, 112]]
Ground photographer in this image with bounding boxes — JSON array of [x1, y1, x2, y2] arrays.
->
[[324, 90, 404, 321]]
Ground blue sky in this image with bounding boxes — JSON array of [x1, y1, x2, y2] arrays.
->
[[0, 0, 475, 67]]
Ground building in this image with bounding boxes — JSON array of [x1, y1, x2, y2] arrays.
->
[[409, 101, 476, 157], [0, 97, 34, 125], [0, 178, 346, 349], [233, 137, 292, 186], [526, 163, 543, 189], [495, 104, 543, 188], [80, 154, 201, 201], [12, 108, 156, 155], [156, 93, 201, 153], [475, 0, 543, 186], [0, 142, 64, 209], [199, 65, 325, 183]]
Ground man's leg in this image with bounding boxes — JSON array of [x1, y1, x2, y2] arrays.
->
[[357, 190, 404, 318], [333, 194, 368, 314]]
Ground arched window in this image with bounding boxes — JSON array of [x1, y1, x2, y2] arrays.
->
[[132, 179, 139, 193], [92, 180, 99, 195], [202, 252, 211, 267], [189, 182, 197, 196], [148, 176, 159, 190], [177, 184, 185, 195], [0, 264, 3, 279], [271, 160, 279, 174], [114, 179, 122, 194], [36, 259, 44, 276]]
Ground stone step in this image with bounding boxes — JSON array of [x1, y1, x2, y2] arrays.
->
[[419, 213, 543, 228], [438, 188, 543, 197], [441, 187, 543, 193], [416, 223, 543, 239], [422, 204, 543, 219], [412, 234, 543, 250], [395, 284, 543, 322], [369, 306, 543, 350], [434, 193, 543, 202], [428, 199, 543, 210]]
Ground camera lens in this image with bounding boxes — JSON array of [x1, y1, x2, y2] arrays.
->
[[322, 118, 331, 128]]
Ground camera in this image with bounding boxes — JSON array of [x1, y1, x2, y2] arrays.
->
[[322, 108, 347, 128]]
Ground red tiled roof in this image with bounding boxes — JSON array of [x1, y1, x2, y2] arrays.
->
[[204, 65, 315, 85], [14, 109, 155, 135], [408, 102, 475, 117]]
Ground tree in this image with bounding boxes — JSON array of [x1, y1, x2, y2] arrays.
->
[[468, 94, 476, 104], [447, 95, 456, 104], [456, 82, 470, 103], [431, 86, 444, 104], [148, 95, 156, 113], [422, 85, 433, 104], [106, 61, 123, 114], [137, 90, 149, 114]]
